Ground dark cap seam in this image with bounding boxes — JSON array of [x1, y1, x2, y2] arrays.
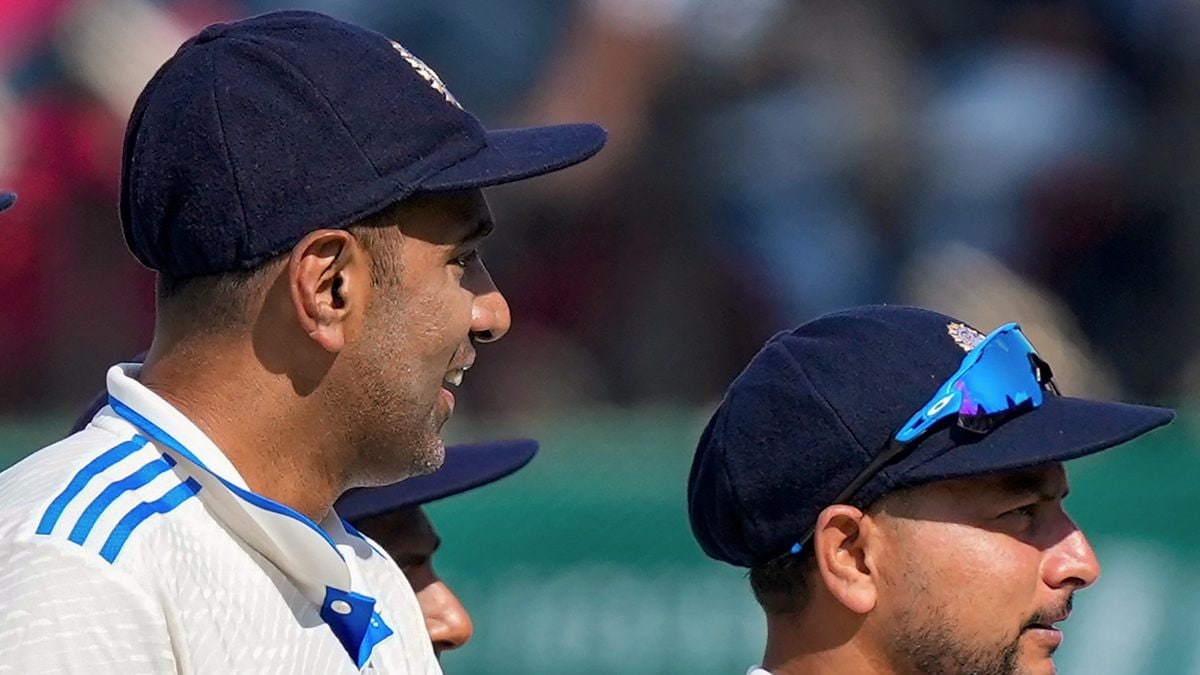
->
[[208, 48, 250, 262], [709, 389, 756, 566], [223, 34, 384, 180], [738, 343, 873, 563], [780, 343, 874, 469]]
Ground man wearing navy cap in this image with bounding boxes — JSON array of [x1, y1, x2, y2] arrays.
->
[[689, 305, 1174, 675], [0, 10, 603, 673]]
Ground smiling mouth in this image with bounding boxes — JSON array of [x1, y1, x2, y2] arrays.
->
[[443, 363, 470, 388]]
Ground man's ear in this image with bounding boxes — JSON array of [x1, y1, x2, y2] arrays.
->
[[288, 229, 370, 353], [812, 505, 879, 615]]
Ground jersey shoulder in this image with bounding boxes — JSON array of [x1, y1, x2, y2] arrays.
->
[[0, 420, 201, 566]]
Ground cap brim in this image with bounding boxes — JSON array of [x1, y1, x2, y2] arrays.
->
[[417, 124, 606, 192], [0, 192, 15, 212], [893, 396, 1174, 486], [335, 438, 539, 522]]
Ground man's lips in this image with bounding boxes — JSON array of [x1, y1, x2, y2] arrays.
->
[[1023, 624, 1064, 651], [443, 351, 476, 388], [1022, 606, 1070, 650]]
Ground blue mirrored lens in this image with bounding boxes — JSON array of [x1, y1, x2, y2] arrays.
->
[[953, 330, 1044, 432], [896, 324, 1049, 443]]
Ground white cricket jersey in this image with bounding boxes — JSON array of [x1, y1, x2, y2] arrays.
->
[[0, 364, 441, 674]]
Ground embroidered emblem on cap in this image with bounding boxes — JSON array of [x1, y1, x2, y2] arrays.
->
[[391, 41, 462, 109], [947, 322, 986, 352]]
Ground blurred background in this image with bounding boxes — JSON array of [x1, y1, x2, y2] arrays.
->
[[1, 0, 1199, 672]]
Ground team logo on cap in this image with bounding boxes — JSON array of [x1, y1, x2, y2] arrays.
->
[[391, 41, 462, 109], [947, 322, 986, 352]]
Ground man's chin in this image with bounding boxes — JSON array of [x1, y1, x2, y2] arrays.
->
[[411, 435, 446, 477], [1017, 637, 1061, 675]]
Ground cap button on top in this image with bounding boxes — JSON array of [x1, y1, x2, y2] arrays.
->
[[330, 599, 352, 615]]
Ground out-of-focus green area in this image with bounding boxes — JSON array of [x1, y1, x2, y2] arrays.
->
[[4, 407, 1198, 674]]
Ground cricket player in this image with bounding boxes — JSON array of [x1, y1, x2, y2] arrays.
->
[[688, 305, 1174, 675], [0, 10, 603, 674]]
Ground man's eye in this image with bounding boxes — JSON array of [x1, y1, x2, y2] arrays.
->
[[1003, 504, 1037, 520], [452, 250, 480, 268]]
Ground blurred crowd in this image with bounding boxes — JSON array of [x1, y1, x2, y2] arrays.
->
[[4, 0, 1200, 417]]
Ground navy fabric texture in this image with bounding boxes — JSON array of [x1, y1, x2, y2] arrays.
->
[[120, 10, 606, 278], [335, 439, 538, 522], [687, 305, 1175, 568], [0, 192, 14, 211]]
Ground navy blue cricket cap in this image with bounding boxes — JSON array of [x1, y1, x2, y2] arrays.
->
[[70, 369, 537, 522], [120, 10, 607, 278], [688, 305, 1175, 568], [336, 439, 538, 522], [0, 192, 14, 212]]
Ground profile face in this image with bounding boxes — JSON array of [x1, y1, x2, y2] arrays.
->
[[352, 189, 510, 478], [869, 463, 1099, 675]]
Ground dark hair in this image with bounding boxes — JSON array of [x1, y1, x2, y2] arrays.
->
[[155, 202, 408, 332], [748, 487, 915, 615], [749, 546, 818, 615]]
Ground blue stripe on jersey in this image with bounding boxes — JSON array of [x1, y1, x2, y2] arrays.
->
[[99, 477, 202, 563], [36, 436, 149, 536], [68, 453, 178, 545], [108, 396, 343, 555]]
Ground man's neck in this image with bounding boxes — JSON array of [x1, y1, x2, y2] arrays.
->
[[763, 611, 891, 675], [139, 345, 342, 523]]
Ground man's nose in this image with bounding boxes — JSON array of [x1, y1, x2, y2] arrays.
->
[[423, 580, 474, 655], [469, 263, 510, 343], [1044, 518, 1100, 591]]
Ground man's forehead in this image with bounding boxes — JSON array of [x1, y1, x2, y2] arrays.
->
[[400, 189, 493, 245], [939, 463, 1070, 500]]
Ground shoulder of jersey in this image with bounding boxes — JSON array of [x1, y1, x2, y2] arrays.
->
[[0, 424, 201, 564]]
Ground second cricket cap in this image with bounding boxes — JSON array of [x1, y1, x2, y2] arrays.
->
[[121, 10, 606, 278], [688, 305, 1175, 568], [0, 192, 14, 212], [335, 439, 538, 522]]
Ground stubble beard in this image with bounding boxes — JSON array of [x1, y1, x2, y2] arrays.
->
[[348, 363, 446, 486], [345, 268, 448, 486], [886, 603, 1023, 675]]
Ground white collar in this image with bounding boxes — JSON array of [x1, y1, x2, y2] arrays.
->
[[103, 362, 393, 662], [746, 668, 773, 675], [103, 363, 391, 663]]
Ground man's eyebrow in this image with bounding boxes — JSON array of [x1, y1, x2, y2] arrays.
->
[[458, 218, 493, 245], [994, 471, 1069, 501]]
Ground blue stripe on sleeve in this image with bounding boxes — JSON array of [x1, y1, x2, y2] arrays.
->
[[109, 396, 342, 554], [36, 437, 148, 536], [67, 454, 178, 545], [99, 477, 202, 563]]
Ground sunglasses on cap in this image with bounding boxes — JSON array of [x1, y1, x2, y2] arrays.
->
[[786, 322, 1058, 556]]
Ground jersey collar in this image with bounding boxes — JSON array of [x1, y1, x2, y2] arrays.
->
[[103, 364, 393, 666]]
